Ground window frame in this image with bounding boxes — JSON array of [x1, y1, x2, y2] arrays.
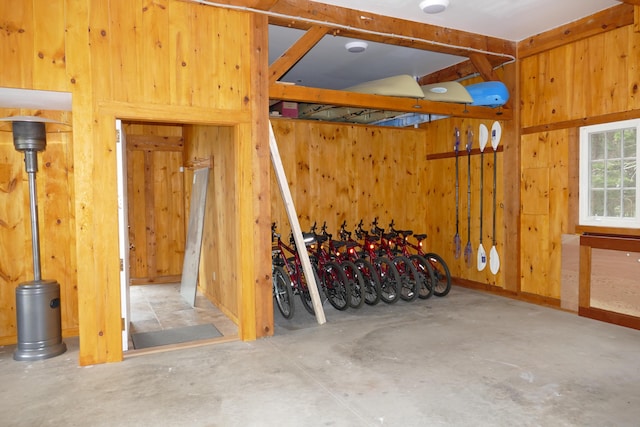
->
[[579, 118, 640, 229]]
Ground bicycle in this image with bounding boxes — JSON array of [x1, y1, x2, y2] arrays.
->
[[272, 222, 322, 315], [316, 222, 365, 309], [370, 217, 422, 302], [306, 223, 351, 311], [388, 220, 436, 300], [355, 220, 402, 304], [338, 221, 381, 306], [388, 220, 452, 297]]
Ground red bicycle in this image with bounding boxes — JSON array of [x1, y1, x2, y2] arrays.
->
[[389, 220, 452, 297], [355, 220, 402, 304], [271, 223, 322, 316], [338, 221, 381, 306]]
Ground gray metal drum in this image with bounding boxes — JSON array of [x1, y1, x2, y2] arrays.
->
[[13, 280, 67, 361]]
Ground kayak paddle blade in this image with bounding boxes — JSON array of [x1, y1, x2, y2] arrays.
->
[[477, 244, 487, 271], [454, 233, 461, 259], [464, 241, 472, 268], [489, 245, 500, 274]]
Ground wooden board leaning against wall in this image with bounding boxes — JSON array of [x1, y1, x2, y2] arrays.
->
[[269, 117, 505, 290]]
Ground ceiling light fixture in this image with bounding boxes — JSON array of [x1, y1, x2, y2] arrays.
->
[[419, 0, 449, 14], [345, 41, 368, 53]]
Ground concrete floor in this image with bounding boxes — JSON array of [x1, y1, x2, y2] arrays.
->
[[1, 286, 640, 427]]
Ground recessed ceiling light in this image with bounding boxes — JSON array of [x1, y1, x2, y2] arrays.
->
[[345, 41, 368, 53], [419, 0, 449, 14]]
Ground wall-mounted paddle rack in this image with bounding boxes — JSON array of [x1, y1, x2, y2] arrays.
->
[[426, 145, 503, 161]]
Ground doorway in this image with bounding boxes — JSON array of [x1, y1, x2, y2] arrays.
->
[[116, 120, 239, 353]]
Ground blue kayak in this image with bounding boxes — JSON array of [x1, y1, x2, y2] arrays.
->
[[466, 81, 509, 107]]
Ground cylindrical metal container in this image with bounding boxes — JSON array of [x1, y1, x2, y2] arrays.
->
[[13, 280, 67, 361]]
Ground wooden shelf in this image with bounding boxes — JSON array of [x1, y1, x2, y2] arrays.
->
[[427, 144, 504, 160]]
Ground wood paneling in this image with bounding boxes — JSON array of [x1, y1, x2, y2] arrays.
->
[[1, 0, 269, 364], [125, 124, 185, 282], [521, 25, 640, 129], [270, 117, 507, 289]]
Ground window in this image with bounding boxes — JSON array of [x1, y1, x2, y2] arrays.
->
[[579, 119, 639, 228]]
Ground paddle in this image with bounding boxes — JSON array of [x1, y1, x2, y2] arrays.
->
[[477, 124, 488, 272], [453, 127, 461, 259], [464, 126, 473, 269], [489, 121, 502, 275]]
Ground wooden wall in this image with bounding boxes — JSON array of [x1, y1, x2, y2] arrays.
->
[[125, 123, 185, 283], [183, 125, 242, 324], [270, 117, 506, 289], [1, 0, 271, 364], [519, 23, 640, 300]]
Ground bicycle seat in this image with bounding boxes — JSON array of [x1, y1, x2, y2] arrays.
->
[[383, 232, 397, 240], [332, 240, 346, 249], [314, 234, 328, 244], [401, 230, 413, 237], [414, 234, 427, 240], [302, 232, 317, 243]]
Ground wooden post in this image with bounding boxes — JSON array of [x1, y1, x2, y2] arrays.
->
[[268, 121, 326, 325]]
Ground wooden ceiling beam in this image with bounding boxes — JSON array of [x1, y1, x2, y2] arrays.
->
[[269, 83, 511, 120], [264, 0, 515, 63], [617, 0, 640, 5], [269, 25, 329, 84], [518, 3, 633, 58], [417, 60, 477, 85], [188, 1, 513, 65], [467, 53, 501, 82]]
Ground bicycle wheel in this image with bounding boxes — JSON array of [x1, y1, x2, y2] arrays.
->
[[424, 252, 452, 297], [392, 255, 421, 301], [273, 265, 294, 319], [374, 257, 401, 304], [409, 254, 435, 299], [295, 262, 321, 315], [320, 261, 350, 311], [354, 258, 381, 306], [341, 260, 365, 309]]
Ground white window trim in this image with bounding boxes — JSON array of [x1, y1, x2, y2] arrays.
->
[[579, 118, 640, 229]]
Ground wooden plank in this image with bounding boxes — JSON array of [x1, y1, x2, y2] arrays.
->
[[518, 4, 633, 58], [269, 25, 328, 84], [578, 244, 592, 308], [522, 109, 640, 135], [418, 60, 477, 85], [269, 83, 513, 120], [126, 134, 184, 151], [269, 121, 325, 324], [468, 53, 501, 82], [580, 234, 640, 252], [265, 0, 515, 61]]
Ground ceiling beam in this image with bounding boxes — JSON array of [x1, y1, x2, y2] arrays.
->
[[518, 3, 633, 58], [269, 26, 329, 84], [618, 0, 640, 5], [269, 0, 515, 66], [417, 60, 477, 85], [250, 0, 515, 63], [467, 53, 501, 82], [269, 83, 511, 120]]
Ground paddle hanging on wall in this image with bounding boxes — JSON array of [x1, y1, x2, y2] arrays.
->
[[453, 127, 461, 259], [477, 123, 488, 272], [464, 125, 473, 269], [490, 121, 502, 275]]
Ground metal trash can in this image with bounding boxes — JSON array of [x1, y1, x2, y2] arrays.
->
[[13, 280, 67, 361]]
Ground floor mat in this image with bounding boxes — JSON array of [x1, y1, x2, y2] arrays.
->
[[131, 324, 222, 349]]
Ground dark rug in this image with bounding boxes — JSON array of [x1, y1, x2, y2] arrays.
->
[[131, 324, 222, 349]]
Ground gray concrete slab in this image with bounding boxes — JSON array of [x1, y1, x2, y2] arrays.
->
[[1, 286, 639, 426]]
